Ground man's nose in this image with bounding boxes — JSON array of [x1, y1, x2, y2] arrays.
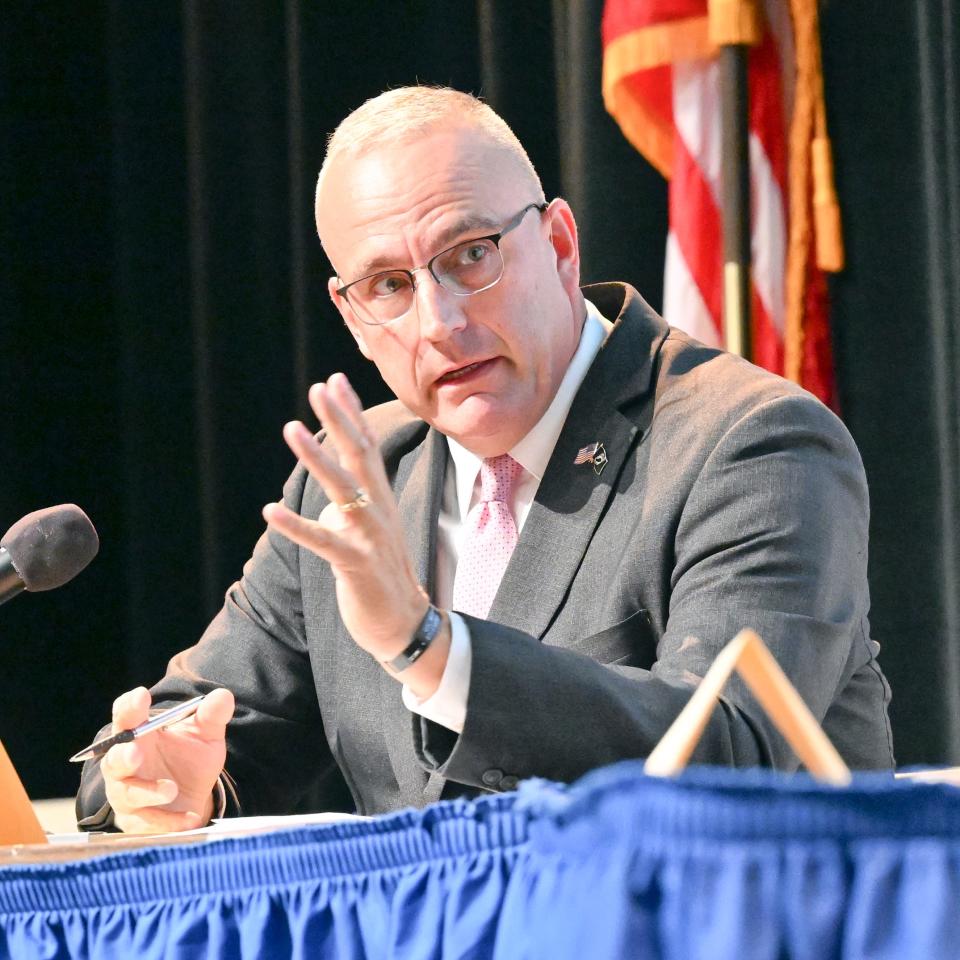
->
[[413, 271, 467, 341]]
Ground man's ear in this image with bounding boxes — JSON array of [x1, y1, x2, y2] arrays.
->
[[545, 199, 581, 296], [328, 277, 374, 360]]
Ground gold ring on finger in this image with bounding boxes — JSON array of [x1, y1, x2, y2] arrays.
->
[[338, 487, 372, 513]]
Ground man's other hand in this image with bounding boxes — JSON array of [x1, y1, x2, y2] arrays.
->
[[101, 686, 234, 834]]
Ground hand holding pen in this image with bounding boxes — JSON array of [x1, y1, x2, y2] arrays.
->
[[79, 685, 235, 835]]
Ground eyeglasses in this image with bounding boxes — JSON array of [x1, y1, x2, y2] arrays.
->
[[335, 202, 548, 326]]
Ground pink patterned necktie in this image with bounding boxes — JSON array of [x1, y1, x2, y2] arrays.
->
[[452, 454, 524, 619]]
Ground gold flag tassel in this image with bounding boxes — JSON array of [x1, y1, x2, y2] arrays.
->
[[811, 103, 845, 271], [785, 0, 844, 384]]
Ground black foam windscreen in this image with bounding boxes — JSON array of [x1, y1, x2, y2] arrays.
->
[[0, 504, 99, 591]]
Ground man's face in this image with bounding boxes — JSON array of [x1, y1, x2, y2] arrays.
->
[[316, 127, 584, 457]]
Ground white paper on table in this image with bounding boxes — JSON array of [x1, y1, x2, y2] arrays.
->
[[43, 811, 369, 847]]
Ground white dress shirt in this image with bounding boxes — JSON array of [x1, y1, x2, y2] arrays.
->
[[401, 300, 613, 732]]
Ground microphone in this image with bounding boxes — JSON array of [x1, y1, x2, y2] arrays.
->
[[0, 505, 99, 606]]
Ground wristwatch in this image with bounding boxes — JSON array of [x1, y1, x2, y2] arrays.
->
[[383, 604, 443, 673]]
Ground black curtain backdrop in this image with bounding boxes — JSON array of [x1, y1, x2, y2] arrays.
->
[[1, 1, 956, 798]]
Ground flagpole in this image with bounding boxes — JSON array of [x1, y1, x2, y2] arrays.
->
[[710, 0, 762, 360], [719, 45, 752, 360]]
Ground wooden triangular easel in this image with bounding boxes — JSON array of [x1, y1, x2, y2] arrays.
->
[[0, 739, 48, 845], [645, 628, 852, 785]]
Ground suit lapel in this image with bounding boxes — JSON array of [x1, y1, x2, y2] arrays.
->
[[377, 428, 447, 802], [488, 284, 667, 640], [488, 408, 644, 638], [396, 427, 447, 594]]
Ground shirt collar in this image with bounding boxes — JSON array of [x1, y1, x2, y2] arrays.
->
[[447, 299, 613, 518]]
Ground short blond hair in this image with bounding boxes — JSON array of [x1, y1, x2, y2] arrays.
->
[[316, 86, 545, 202]]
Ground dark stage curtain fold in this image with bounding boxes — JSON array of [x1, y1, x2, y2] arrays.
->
[[1, 1, 957, 796], [822, 0, 960, 765]]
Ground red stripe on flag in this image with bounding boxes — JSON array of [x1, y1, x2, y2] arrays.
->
[[801, 266, 836, 409], [751, 284, 785, 374], [670, 132, 723, 336], [749, 28, 789, 201], [624, 67, 674, 139], [602, 0, 707, 43]]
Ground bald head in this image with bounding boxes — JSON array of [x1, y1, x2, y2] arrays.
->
[[315, 87, 544, 240]]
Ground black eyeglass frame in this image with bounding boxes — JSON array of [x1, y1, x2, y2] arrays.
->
[[335, 201, 549, 326]]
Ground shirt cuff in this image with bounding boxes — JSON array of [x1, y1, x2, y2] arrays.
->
[[401, 611, 471, 733]]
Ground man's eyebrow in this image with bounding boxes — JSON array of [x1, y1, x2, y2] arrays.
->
[[349, 214, 503, 279], [431, 213, 502, 250]]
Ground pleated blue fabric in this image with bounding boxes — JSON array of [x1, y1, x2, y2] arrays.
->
[[3, 763, 960, 959]]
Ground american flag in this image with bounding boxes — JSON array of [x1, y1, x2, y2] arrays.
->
[[575, 442, 601, 465], [602, 0, 842, 406]]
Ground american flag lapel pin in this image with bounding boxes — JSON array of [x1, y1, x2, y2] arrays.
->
[[574, 441, 608, 476]]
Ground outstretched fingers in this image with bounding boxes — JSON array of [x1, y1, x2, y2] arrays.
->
[[309, 375, 392, 506], [266, 373, 427, 658], [282, 420, 369, 511], [263, 500, 340, 557]]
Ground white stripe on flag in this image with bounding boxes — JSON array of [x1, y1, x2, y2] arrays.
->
[[749, 131, 787, 336], [664, 231, 721, 347], [673, 59, 722, 204]]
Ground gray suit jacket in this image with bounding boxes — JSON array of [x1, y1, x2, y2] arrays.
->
[[78, 283, 894, 823]]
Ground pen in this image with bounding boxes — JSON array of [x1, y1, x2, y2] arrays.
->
[[68, 694, 208, 763]]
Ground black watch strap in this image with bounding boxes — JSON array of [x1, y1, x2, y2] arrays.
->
[[384, 605, 443, 673]]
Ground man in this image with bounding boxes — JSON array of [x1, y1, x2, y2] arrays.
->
[[78, 87, 893, 834]]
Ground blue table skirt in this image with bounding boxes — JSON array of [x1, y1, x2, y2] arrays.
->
[[3, 763, 960, 959]]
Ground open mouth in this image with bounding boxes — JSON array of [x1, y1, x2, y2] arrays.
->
[[436, 359, 495, 385]]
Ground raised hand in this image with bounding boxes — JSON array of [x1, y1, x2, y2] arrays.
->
[[263, 373, 449, 694]]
